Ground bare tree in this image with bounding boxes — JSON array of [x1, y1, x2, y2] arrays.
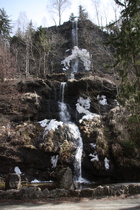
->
[[92, 0, 101, 26], [15, 11, 29, 37], [49, 0, 70, 25]]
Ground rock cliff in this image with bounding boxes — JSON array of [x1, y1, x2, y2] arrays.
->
[[0, 74, 140, 187]]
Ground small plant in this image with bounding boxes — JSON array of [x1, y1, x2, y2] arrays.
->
[[0, 178, 5, 190]]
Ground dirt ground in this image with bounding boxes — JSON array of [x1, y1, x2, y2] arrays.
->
[[0, 195, 140, 210]]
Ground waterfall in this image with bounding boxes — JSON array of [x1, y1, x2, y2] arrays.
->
[[61, 82, 66, 103], [59, 82, 71, 122], [71, 18, 79, 75], [67, 123, 83, 182], [59, 82, 83, 182], [61, 17, 91, 77], [72, 19, 78, 47]]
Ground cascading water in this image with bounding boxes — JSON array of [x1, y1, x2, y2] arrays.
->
[[58, 82, 83, 182], [72, 18, 78, 47], [61, 17, 91, 78], [71, 17, 79, 76], [58, 82, 71, 122], [61, 82, 66, 103]]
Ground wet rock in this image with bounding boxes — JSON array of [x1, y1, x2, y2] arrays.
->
[[5, 173, 22, 190], [58, 167, 73, 190]]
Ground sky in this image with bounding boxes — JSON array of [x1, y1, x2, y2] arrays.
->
[[0, 0, 120, 34]]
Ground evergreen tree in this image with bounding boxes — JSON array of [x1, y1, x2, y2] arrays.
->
[[0, 8, 12, 38], [78, 5, 88, 21], [33, 26, 50, 77], [107, 0, 140, 92], [107, 0, 140, 144]]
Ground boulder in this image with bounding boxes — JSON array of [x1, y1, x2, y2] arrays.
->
[[5, 173, 22, 190], [58, 167, 73, 190]]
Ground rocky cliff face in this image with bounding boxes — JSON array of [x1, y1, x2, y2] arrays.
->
[[1, 74, 140, 186], [45, 20, 113, 75]]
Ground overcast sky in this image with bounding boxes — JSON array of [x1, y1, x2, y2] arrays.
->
[[0, 0, 120, 33]]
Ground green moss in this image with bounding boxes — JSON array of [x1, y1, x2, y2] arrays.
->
[[120, 140, 138, 158], [0, 179, 5, 190]]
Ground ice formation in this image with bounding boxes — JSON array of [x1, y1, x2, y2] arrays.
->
[[61, 46, 91, 71], [58, 102, 71, 122], [39, 119, 63, 136], [14, 166, 22, 175], [76, 96, 100, 123], [89, 153, 99, 162], [68, 123, 83, 182], [90, 143, 96, 149], [31, 179, 40, 183], [104, 157, 110, 170], [97, 95, 108, 105], [51, 155, 59, 168]]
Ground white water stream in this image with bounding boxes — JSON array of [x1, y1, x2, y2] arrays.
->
[[58, 82, 83, 182], [61, 18, 91, 78]]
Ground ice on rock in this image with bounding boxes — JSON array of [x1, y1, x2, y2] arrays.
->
[[31, 179, 40, 183], [97, 95, 108, 105], [39, 119, 63, 137], [79, 113, 100, 123], [90, 143, 96, 149], [77, 97, 91, 109], [44, 120, 63, 135], [76, 97, 91, 115], [14, 166, 22, 175], [104, 157, 110, 170], [76, 96, 100, 123], [39, 119, 49, 127], [61, 46, 91, 71], [76, 103, 90, 115], [89, 153, 99, 162], [51, 155, 59, 168]]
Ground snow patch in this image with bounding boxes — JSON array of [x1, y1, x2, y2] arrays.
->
[[76, 96, 100, 123], [77, 97, 91, 109], [104, 157, 110, 170], [31, 179, 40, 183], [51, 155, 59, 168], [97, 95, 107, 105], [76, 96, 90, 115], [39, 119, 49, 127], [90, 143, 96, 149], [76, 103, 91, 115], [14, 166, 22, 175], [79, 113, 100, 123], [39, 119, 63, 136], [89, 153, 99, 162]]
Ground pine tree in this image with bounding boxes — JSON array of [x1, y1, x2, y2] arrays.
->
[[107, 0, 140, 91], [78, 5, 88, 21], [107, 0, 140, 144], [0, 8, 11, 38]]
